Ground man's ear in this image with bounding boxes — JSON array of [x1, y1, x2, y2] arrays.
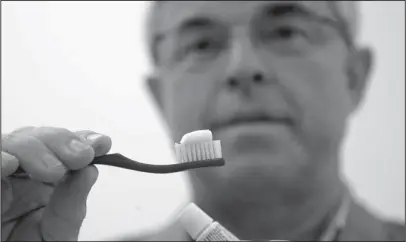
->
[[346, 47, 374, 112], [146, 74, 164, 111]]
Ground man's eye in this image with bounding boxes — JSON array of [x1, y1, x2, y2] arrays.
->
[[187, 39, 219, 55], [265, 26, 306, 40], [276, 27, 297, 39], [194, 40, 212, 51]]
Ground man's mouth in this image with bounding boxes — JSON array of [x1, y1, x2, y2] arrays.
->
[[210, 113, 295, 131]]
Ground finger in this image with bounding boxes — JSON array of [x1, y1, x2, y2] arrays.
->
[[75, 130, 112, 157], [2, 134, 67, 183], [1, 179, 13, 214], [31, 127, 95, 171], [40, 165, 98, 241], [1, 151, 19, 177], [1, 206, 44, 241]]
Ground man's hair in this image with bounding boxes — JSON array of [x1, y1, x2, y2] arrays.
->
[[145, 1, 360, 66]]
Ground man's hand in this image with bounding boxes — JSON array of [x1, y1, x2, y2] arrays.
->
[[1, 127, 112, 241]]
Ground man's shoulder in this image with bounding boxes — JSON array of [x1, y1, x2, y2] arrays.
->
[[382, 220, 406, 241], [341, 200, 405, 241]]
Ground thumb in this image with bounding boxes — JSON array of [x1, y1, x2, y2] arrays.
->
[[75, 130, 112, 157], [40, 165, 98, 241]]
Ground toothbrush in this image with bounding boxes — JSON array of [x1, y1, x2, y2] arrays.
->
[[175, 130, 222, 165], [12, 130, 225, 175]]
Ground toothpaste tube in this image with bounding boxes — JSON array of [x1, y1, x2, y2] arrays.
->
[[177, 203, 240, 241]]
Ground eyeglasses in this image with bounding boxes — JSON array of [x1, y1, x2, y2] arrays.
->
[[155, 14, 355, 65]]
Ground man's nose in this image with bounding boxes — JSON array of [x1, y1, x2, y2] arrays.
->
[[224, 36, 269, 93]]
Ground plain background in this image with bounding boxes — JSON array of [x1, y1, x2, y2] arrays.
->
[[2, 1, 405, 240]]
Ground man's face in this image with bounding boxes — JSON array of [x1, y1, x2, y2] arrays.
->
[[149, 1, 371, 199]]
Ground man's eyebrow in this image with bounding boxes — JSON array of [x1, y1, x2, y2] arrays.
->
[[177, 17, 216, 32], [263, 3, 315, 19]]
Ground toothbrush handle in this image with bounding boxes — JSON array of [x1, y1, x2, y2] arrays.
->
[[12, 153, 225, 175], [92, 153, 225, 173]]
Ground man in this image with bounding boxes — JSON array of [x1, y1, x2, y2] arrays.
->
[[1, 1, 404, 241]]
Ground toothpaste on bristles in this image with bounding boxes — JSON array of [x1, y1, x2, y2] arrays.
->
[[175, 130, 222, 163]]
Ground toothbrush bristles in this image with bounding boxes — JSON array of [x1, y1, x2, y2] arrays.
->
[[175, 141, 222, 163]]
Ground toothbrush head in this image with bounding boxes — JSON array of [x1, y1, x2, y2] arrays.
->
[[175, 130, 222, 163]]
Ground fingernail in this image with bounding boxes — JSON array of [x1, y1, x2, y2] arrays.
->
[[69, 139, 91, 152], [86, 133, 103, 142]]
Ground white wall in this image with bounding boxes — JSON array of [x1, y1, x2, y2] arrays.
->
[[2, 1, 404, 240]]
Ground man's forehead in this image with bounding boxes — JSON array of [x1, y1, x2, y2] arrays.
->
[[152, 1, 338, 33]]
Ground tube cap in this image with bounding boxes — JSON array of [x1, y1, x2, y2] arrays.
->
[[177, 203, 214, 240]]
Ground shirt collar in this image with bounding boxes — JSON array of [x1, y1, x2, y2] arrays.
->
[[318, 189, 352, 241]]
